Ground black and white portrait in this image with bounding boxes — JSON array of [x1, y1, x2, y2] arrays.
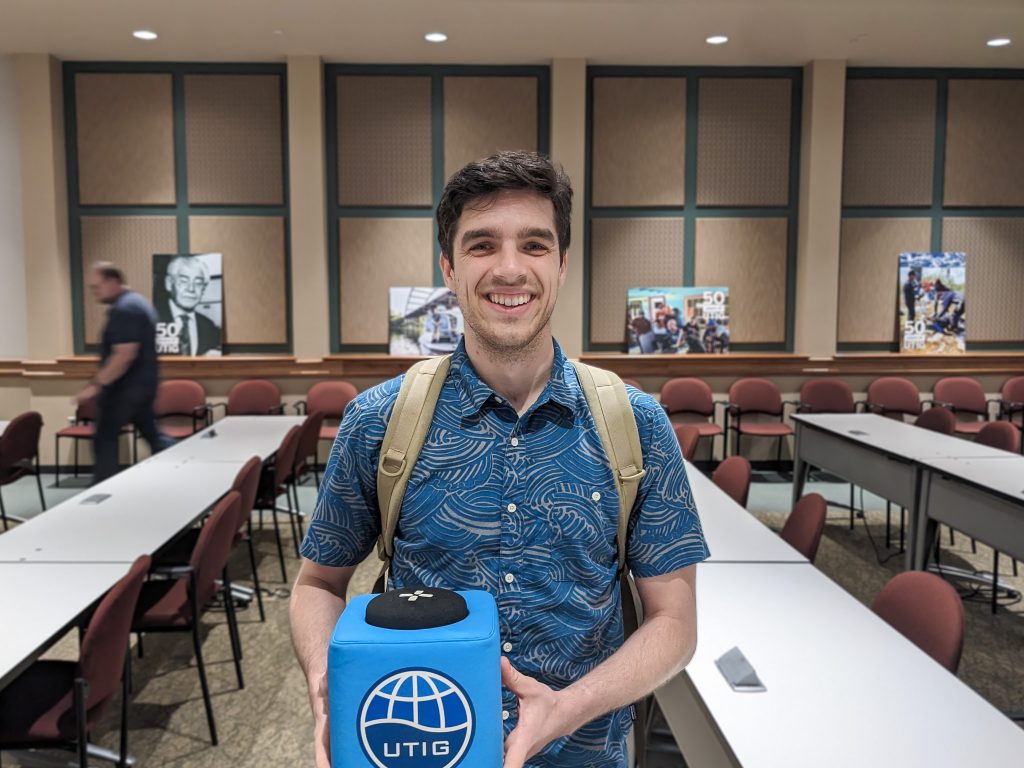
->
[[153, 253, 223, 356]]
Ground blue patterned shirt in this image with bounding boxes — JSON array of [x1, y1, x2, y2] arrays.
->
[[301, 340, 709, 767]]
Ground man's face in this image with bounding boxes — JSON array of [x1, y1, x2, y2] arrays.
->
[[87, 270, 120, 304], [440, 189, 566, 358], [166, 262, 207, 311]]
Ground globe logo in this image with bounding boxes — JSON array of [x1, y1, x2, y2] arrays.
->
[[359, 668, 474, 768]]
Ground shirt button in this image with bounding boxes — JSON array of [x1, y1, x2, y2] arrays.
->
[[504, 573, 515, 584], [502, 710, 510, 721], [502, 641, 513, 652], [510, 437, 519, 447], [592, 491, 602, 501], [506, 502, 517, 513]]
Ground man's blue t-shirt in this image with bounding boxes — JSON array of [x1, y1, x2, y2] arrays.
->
[[100, 290, 159, 393]]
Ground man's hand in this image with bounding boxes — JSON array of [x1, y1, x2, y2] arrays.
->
[[73, 383, 100, 407], [310, 671, 331, 768], [501, 657, 577, 768]]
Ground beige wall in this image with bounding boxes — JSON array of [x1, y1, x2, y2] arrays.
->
[[0, 56, 27, 360]]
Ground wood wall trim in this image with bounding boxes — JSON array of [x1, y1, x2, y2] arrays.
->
[[3, 353, 1023, 381]]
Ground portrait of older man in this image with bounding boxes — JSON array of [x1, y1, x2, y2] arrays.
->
[[154, 253, 223, 356]]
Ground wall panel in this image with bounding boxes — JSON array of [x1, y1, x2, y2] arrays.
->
[[694, 218, 788, 343], [591, 77, 686, 207], [589, 218, 684, 345]]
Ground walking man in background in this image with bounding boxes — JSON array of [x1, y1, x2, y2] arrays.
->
[[76, 262, 172, 483]]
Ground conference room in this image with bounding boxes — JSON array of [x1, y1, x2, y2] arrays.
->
[[1, 1, 1023, 766]]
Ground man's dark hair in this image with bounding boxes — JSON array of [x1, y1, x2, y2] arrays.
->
[[93, 261, 125, 283], [437, 150, 573, 265]]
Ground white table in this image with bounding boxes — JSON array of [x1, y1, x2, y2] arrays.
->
[[0, 420, 8, 437], [686, 461, 806, 564], [0, 460, 244, 563], [791, 413, 1012, 567], [0, 562, 132, 689], [655, 563, 1024, 767], [915, 455, 1024, 568], [146, 415, 305, 464]]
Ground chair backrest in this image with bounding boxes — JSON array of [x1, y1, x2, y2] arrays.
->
[[711, 455, 752, 508], [274, 425, 303, 487], [0, 410, 43, 471], [661, 377, 715, 417], [621, 378, 643, 392], [294, 411, 327, 475], [227, 379, 282, 415], [154, 379, 207, 419], [780, 493, 827, 562], [1000, 375, 1024, 405], [75, 396, 98, 423], [975, 421, 1021, 453], [871, 571, 965, 674], [866, 377, 922, 418], [674, 424, 700, 461], [729, 378, 782, 416], [933, 376, 987, 417], [915, 406, 956, 435], [307, 380, 359, 419], [800, 379, 855, 414], [190, 491, 243, 607], [79, 554, 151, 718], [230, 456, 264, 531]]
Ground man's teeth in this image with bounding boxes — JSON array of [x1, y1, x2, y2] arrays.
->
[[489, 294, 531, 307]]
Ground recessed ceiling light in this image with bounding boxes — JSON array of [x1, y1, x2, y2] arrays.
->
[[987, 37, 1011, 47], [706, 35, 729, 45], [425, 32, 448, 43], [132, 30, 158, 41]]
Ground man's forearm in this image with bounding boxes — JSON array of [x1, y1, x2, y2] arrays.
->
[[93, 350, 134, 387], [290, 576, 347, 693], [557, 610, 696, 736]]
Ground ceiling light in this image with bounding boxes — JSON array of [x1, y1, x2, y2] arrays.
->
[[425, 32, 448, 43], [987, 38, 1011, 47], [132, 30, 158, 41], [706, 35, 729, 45]]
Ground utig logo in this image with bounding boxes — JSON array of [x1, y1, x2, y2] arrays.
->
[[358, 669, 473, 768]]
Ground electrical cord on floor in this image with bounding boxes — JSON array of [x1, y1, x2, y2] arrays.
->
[[856, 487, 904, 566]]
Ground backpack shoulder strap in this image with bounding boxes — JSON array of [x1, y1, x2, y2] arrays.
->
[[376, 354, 452, 571], [570, 361, 646, 575]]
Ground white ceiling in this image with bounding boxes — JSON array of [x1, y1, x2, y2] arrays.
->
[[0, 0, 1021, 68]]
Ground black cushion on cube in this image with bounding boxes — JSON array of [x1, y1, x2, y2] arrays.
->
[[365, 586, 469, 630]]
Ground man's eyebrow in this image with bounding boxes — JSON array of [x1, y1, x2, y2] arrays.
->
[[519, 227, 556, 242], [460, 228, 498, 246]]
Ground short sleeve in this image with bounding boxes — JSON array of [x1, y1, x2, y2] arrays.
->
[[299, 378, 402, 567], [625, 391, 710, 578]]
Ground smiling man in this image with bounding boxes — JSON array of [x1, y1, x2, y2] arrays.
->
[[291, 151, 708, 768]]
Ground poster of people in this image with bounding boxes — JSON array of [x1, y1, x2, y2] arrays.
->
[[626, 287, 731, 354], [389, 287, 464, 356], [898, 252, 966, 354], [153, 253, 224, 356]]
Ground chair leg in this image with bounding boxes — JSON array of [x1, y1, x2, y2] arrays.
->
[[885, 501, 892, 549], [899, 507, 906, 553], [74, 677, 89, 768], [849, 484, 854, 530], [54, 435, 61, 488], [35, 456, 46, 510], [74, 439, 80, 479], [191, 621, 219, 746], [271, 506, 288, 582], [948, 526, 955, 546], [992, 552, 1000, 615], [246, 528, 266, 622], [971, 537, 977, 554], [222, 568, 244, 689], [285, 490, 301, 558], [137, 632, 144, 659], [119, 652, 130, 767], [0, 488, 7, 532]]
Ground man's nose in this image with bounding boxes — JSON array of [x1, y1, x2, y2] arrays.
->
[[492, 243, 526, 282]]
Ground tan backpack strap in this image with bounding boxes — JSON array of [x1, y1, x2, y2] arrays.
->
[[376, 355, 452, 570], [571, 361, 646, 575]]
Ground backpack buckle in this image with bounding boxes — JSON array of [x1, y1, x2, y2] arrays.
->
[[379, 448, 407, 477], [618, 465, 646, 484]]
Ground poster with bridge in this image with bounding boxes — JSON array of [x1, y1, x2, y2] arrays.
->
[[898, 252, 966, 354], [389, 287, 464, 356]]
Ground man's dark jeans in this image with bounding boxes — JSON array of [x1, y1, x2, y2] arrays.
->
[[93, 386, 174, 483]]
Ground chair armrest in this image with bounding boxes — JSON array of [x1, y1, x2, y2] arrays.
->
[[293, 400, 308, 415], [855, 399, 873, 413], [207, 402, 228, 421], [921, 399, 951, 409], [149, 564, 193, 578], [268, 404, 285, 415]]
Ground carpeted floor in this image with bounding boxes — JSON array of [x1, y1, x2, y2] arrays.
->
[[3, 469, 1021, 767]]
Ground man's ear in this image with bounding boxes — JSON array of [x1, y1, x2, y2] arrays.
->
[[165, 274, 174, 294], [440, 253, 455, 290]]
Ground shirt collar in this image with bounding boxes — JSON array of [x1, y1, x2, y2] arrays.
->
[[449, 339, 578, 418], [169, 301, 193, 320]]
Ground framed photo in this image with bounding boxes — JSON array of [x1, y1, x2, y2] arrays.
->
[[627, 287, 731, 354], [898, 252, 966, 354], [153, 253, 223, 357], [389, 287, 464, 356]]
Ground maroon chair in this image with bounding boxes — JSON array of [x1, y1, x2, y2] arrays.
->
[[915, 406, 956, 435], [293, 410, 328, 491], [0, 555, 150, 767], [0, 410, 46, 530], [297, 381, 359, 455], [931, 376, 996, 437], [711, 456, 752, 508], [154, 456, 267, 621], [134, 379, 209, 458], [973, 422, 1021, 586], [997, 375, 1024, 429], [780, 493, 827, 562], [726, 378, 794, 463], [621, 378, 643, 391], [211, 379, 283, 420], [863, 377, 922, 420], [673, 424, 700, 462], [871, 572, 965, 674], [132, 492, 244, 746], [799, 379, 858, 529], [661, 378, 723, 460], [253, 425, 303, 581], [54, 399, 95, 487]]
